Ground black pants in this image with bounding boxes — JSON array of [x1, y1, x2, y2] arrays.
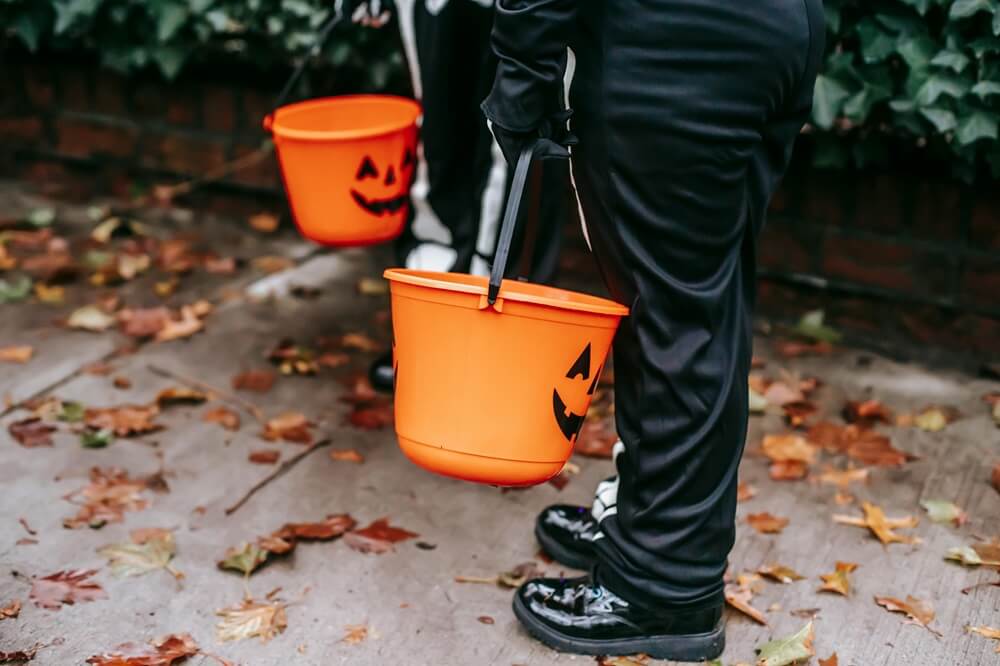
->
[[568, 0, 824, 610], [393, 0, 567, 282]]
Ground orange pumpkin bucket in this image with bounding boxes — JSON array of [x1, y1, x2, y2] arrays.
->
[[385, 145, 629, 486], [265, 95, 421, 247]]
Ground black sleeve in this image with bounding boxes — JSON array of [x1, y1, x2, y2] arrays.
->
[[481, 0, 578, 133]]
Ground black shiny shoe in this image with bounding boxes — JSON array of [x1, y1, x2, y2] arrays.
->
[[535, 504, 599, 570], [513, 575, 724, 661], [369, 351, 394, 393]]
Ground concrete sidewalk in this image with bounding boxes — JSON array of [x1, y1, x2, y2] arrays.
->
[[1, 182, 998, 665]]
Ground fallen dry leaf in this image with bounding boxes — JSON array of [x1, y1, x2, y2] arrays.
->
[[833, 502, 919, 545], [747, 512, 789, 534], [113, 376, 132, 389], [118, 307, 170, 338], [874, 595, 940, 635], [251, 255, 294, 274], [818, 561, 858, 596], [267, 339, 319, 375], [330, 449, 364, 463], [68, 305, 116, 332], [762, 433, 818, 465], [966, 625, 1000, 653], [944, 545, 1000, 567], [98, 530, 180, 579], [347, 400, 394, 430], [155, 387, 208, 407], [203, 406, 240, 431], [339, 333, 383, 353], [85, 632, 199, 665], [815, 466, 870, 488], [341, 624, 369, 645], [262, 412, 313, 444], [843, 399, 893, 426], [913, 405, 960, 432], [574, 419, 619, 458], [725, 582, 768, 625], [63, 467, 150, 529], [774, 340, 833, 358], [992, 463, 999, 494], [8, 418, 57, 447], [84, 404, 161, 437], [769, 460, 810, 481], [357, 277, 389, 295], [818, 653, 838, 666], [758, 564, 804, 584], [0, 345, 33, 363], [218, 543, 269, 576], [737, 482, 758, 502], [920, 499, 967, 526], [216, 597, 287, 643], [30, 569, 107, 610], [248, 450, 280, 465], [345, 518, 419, 554], [843, 428, 913, 467], [220, 514, 356, 576], [783, 400, 819, 427], [0, 646, 39, 662], [154, 304, 205, 343], [0, 599, 20, 620], [763, 381, 805, 407], [755, 621, 814, 666], [232, 369, 276, 393], [248, 212, 280, 233], [477, 615, 495, 625]]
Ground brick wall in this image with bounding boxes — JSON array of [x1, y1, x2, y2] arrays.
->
[[2, 56, 998, 361]]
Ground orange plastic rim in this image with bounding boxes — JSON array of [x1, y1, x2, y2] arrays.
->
[[384, 269, 628, 486], [267, 95, 421, 247]]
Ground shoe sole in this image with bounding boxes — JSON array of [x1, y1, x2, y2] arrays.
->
[[534, 521, 597, 571], [512, 592, 725, 662]]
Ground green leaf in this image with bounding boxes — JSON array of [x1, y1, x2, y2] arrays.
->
[[930, 49, 971, 72], [945, 545, 984, 566], [950, 0, 996, 19], [971, 80, 1000, 97], [12, 12, 43, 51], [218, 542, 269, 576], [188, 0, 214, 11], [0, 276, 33, 304], [151, 46, 187, 79], [793, 309, 843, 343], [156, 3, 189, 42], [58, 401, 85, 423], [53, 0, 102, 34], [81, 428, 114, 448], [824, 2, 841, 33], [27, 207, 55, 227], [857, 20, 896, 63], [899, 0, 936, 15], [915, 73, 971, 106], [919, 107, 958, 132], [843, 84, 891, 121], [756, 622, 815, 666], [956, 110, 1000, 145], [812, 75, 851, 129], [897, 35, 938, 70], [921, 499, 965, 524], [98, 531, 177, 577]]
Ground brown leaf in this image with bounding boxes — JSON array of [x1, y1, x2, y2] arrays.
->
[[154, 387, 208, 407], [806, 421, 848, 452], [0, 646, 39, 662], [232, 369, 275, 393], [267, 339, 319, 375], [763, 382, 805, 407], [251, 255, 294, 274], [216, 598, 287, 643], [833, 502, 919, 545], [113, 376, 132, 390], [818, 653, 839, 666], [357, 277, 389, 295], [0, 345, 33, 364], [248, 450, 280, 465], [273, 514, 357, 542], [774, 340, 833, 358], [30, 569, 107, 610], [875, 595, 939, 635], [0, 600, 21, 620], [203, 255, 237, 274], [8, 418, 57, 447], [86, 632, 199, 665], [758, 564, 804, 584], [84, 404, 161, 437], [782, 401, 819, 427], [317, 352, 350, 369], [966, 626, 1000, 653], [339, 373, 378, 404], [818, 561, 858, 596], [498, 562, 544, 588], [262, 412, 314, 444], [991, 463, 999, 494], [330, 449, 364, 463], [476, 615, 495, 625], [843, 399, 893, 426], [345, 518, 418, 554], [724, 583, 768, 625], [815, 465, 870, 488], [154, 304, 205, 343], [843, 428, 912, 467], [248, 212, 279, 233], [63, 467, 150, 529], [737, 482, 758, 502], [118, 307, 171, 338], [203, 406, 240, 431], [574, 420, 619, 458], [762, 433, 818, 464], [348, 400, 394, 430], [747, 512, 789, 534], [341, 624, 369, 645], [339, 333, 383, 353]]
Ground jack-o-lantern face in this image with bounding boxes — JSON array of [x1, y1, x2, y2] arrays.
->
[[350, 148, 415, 217], [552, 343, 600, 442]]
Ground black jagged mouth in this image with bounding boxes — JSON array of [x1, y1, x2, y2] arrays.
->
[[350, 190, 408, 216]]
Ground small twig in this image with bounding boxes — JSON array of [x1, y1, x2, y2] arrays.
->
[[18, 517, 36, 536], [147, 364, 266, 425], [137, 144, 274, 206], [224, 439, 332, 516]]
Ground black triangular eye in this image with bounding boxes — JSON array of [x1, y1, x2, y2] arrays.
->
[[384, 165, 396, 186], [401, 147, 414, 170], [356, 156, 378, 180]]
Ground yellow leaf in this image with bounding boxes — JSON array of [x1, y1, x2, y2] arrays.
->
[[248, 212, 280, 233], [818, 561, 858, 596], [758, 564, 805, 584], [215, 598, 287, 643], [875, 595, 940, 636], [0, 345, 33, 364], [97, 530, 180, 579], [833, 502, 919, 545], [966, 625, 1000, 653]]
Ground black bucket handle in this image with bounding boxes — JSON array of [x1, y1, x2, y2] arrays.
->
[[487, 142, 538, 307]]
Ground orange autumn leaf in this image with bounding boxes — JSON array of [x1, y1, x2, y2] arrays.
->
[[747, 512, 789, 534], [155, 304, 205, 343], [806, 421, 847, 452], [737, 482, 758, 502], [818, 561, 858, 596], [344, 518, 419, 554], [966, 626, 1000, 654], [0, 599, 21, 620], [84, 404, 161, 437], [249, 450, 280, 465], [843, 429, 913, 467], [8, 417, 57, 447], [815, 466, 870, 488], [30, 569, 107, 609], [63, 467, 151, 529], [769, 460, 810, 481], [232, 369, 276, 393], [833, 502, 919, 545], [819, 654, 839, 666], [843, 399, 893, 425], [763, 381, 805, 407], [762, 433, 818, 464], [758, 564, 805, 584], [262, 412, 313, 444], [574, 420, 619, 459], [782, 400, 819, 427], [203, 406, 240, 431], [330, 449, 364, 463], [117, 307, 171, 338], [724, 582, 767, 625], [0, 345, 33, 364], [341, 624, 369, 645], [248, 212, 280, 233], [86, 632, 199, 665], [874, 595, 940, 635]]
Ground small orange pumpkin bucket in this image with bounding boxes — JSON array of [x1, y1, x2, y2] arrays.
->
[[385, 144, 629, 486], [265, 95, 420, 247]]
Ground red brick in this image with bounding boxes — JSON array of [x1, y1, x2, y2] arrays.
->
[[202, 86, 237, 133], [852, 173, 903, 232], [0, 115, 45, 145], [970, 189, 1000, 252], [909, 178, 963, 241], [22, 63, 55, 108], [758, 218, 817, 275], [165, 82, 200, 127], [142, 131, 228, 176], [57, 66, 91, 112], [821, 232, 917, 293], [961, 256, 1000, 312], [799, 170, 851, 228], [94, 72, 127, 115], [56, 116, 138, 160], [131, 81, 165, 119]]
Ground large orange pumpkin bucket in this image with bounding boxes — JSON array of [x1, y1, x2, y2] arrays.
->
[[263, 10, 420, 246], [385, 144, 629, 486]]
